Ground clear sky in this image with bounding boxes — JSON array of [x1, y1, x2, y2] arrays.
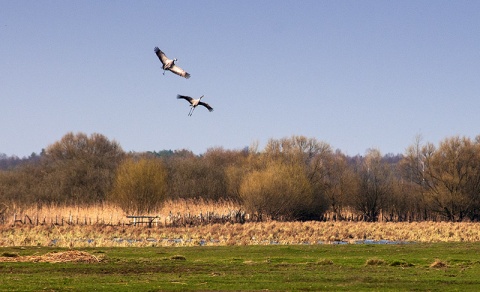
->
[[1, 1, 480, 157]]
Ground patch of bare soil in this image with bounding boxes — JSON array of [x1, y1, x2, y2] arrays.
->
[[0, 250, 100, 263]]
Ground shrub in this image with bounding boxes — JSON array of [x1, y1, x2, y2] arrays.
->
[[109, 157, 167, 214], [239, 161, 313, 220]]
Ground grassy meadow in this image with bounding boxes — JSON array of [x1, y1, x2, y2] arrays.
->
[[1, 243, 480, 291]]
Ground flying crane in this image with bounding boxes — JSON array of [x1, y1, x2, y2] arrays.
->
[[154, 47, 191, 79], [177, 94, 214, 116]]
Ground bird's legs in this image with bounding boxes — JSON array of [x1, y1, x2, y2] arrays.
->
[[188, 107, 195, 116]]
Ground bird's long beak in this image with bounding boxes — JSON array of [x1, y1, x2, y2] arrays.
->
[[199, 95, 204, 100]]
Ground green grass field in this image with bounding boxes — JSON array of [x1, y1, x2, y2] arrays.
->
[[1, 243, 480, 291]]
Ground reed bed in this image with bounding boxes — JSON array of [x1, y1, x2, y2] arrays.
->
[[1, 221, 480, 248], [5, 199, 241, 226], [2, 200, 480, 247]]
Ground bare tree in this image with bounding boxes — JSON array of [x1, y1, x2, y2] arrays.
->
[[352, 149, 393, 222], [421, 136, 480, 221], [322, 151, 359, 221], [40, 132, 125, 205], [261, 136, 333, 219]]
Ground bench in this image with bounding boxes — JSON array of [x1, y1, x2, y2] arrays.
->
[[126, 215, 160, 227]]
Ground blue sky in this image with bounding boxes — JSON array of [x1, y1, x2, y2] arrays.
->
[[1, 1, 479, 157]]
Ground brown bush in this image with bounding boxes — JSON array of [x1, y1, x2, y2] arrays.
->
[[109, 157, 167, 214], [240, 161, 313, 220]]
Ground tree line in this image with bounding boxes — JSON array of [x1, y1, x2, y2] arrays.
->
[[1, 132, 480, 222]]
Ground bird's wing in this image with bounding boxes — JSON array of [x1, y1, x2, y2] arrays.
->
[[154, 47, 169, 66], [177, 94, 194, 103], [199, 101, 214, 112], [169, 64, 191, 79]]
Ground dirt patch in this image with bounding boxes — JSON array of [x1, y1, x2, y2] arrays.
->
[[0, 250, 101, 263]]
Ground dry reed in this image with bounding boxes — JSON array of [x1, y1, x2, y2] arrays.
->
[[2, 200, 480, 247], [0, 250, 100, 263], [1, 221, 480, 248], [5, 199, 240, 226]]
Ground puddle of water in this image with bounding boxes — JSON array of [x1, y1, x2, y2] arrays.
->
[[46, 237, 414, 246]]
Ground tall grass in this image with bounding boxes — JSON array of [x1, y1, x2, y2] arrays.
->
[[2, 200, 480, 247], [1, 220, 480, 247], [5, 199, 241, 226]]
